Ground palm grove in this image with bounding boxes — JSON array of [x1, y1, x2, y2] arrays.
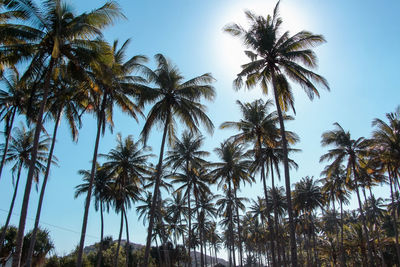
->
[[0, 0, 398, 267]]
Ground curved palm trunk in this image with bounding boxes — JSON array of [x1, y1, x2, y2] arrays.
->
[[389, 170, 400, 265], [13, 57, 55, 267], [144, 114, 170, 267], [26, 106, 62, 267], [0, 163, 22, 251], [271, 75, 298, 267], [0, 108, 16, 182], [114, 210, 124, 267], [124, 208, 131, 267], [96, 201, 105, 267], [77, 92, 108, 267], [351, 161, 374, 267], [234, 187, 243, 267]]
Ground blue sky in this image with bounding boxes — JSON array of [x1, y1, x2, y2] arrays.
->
[[0, 0, 399, 257]]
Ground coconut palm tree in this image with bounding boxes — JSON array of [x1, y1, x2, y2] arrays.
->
[[0, 124, 51, 252], [26, 65, 87, 266], [320, 122, 374, 266], [216, 188, 237, 267], [0, 70, 30, 181], [0, 1, 124, 265], [292, 176, 324, 267], [74, 165, 112, 267], [165, 131, 210, 265], [371, 106, 400, 263], [320, 165, 350, 267], [224, 2, 329, 264], [221, 99, 297, 267], [165, 191, 187, 251], [100, 134, 151, 267], [77, 38, 148, 265], [138, 53, 215, 266], [210, 140, 251, 266]]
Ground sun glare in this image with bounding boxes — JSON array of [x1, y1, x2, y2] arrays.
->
[[213, 1, 312, 76]]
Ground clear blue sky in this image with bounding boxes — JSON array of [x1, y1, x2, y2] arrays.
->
[[0, 0, 399, 257]]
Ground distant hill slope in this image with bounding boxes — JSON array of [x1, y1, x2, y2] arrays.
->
[[83, 240, 229, 266]]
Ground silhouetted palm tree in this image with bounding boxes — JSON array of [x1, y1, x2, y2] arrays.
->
[[320, 122, 374, 266], [0, 1, 123, 264], [0, 124, 51, 252], [75, 165, 112, 267], [138, 53, 215, 266], [224, 3, 329, 264]]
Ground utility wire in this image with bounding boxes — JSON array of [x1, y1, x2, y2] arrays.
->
[[0, 208, 99, 240]]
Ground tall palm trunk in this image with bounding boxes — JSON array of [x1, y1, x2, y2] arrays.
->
[[96, 201, 105, 267], [270, 159, 282, 266], [340, 200, 346, 267], [194, 191, 204, 267], [124, 209, 131, 267], [228, 181, 236, 267], [271, 76, 297, 267], [144, 114, 170, 267], [351, 161, 373, 267], [13, 57, 55, 267], [261, 163, 277, 267], [194, 244, 198, 267], [368, 189, 387, 267], [77, 92, 108, 267], [311, 217, 319, 266], [187, 182, 192, 266], [0, 163, 22, 251], [332, 199, 340, 267], [204, 240, 207, 267], [26, 106, 62, 267], [114, 210, 124, 267], [389, 170, 400, 265], [0, 108, 16, 181], [157, 192, 171, 267], [234, 187, 243, 267]]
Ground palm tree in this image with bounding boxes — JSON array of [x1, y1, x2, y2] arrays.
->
[[138, 53, 215, 266], [165, 131, 210, 265], [221, 99, 298, 267], [0, 70, 29, 181], [26, 65, 87, 266], [165, 191, 187, 252], [77, 39, 148, 266], [371, 106, 400, 263], [210, 140, 251, 266], [320, 165, 350, 267], [101, 134, 151, 267], [292, 176, 324, 267], [193, 179, 217, 267], [216, 188, 237, 266], [0, 2, 124, 265], [0, 124, 51, 252], [320, 122, 374, 266], [74, 165, 112, 267], [224, 3, 329, 264]]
